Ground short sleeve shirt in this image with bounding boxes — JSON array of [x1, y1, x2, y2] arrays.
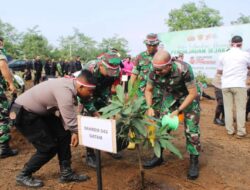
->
[[82, 60, 119, 112], [218, 47, 250, 88], [148, 61, 196, 106], [132, 51, 154, 96]]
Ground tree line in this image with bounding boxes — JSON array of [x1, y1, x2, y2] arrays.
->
[[1, 1, 249, 61]]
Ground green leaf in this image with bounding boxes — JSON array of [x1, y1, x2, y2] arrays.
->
[[128, 80, 133, 94], [132, 119, 147, 137], [159, 125, 167, 134], [110, 100, 123, 107], [116, 85, 125, 103], [155, 125, 167, 137], [146, 116, 161, 124], [128, 79, 140, 99], [159, 139, 182, 159], [154, 141, 161, 158], [101, 108, 122, 119], [141, 120, 159, 129], [133, 138, 143, 144], [161, 135, 174, 140], [131, 96, 145, 113], [142, 139, 150, 149], [99, 103, 121, 114], [123, 105, 132, 115]]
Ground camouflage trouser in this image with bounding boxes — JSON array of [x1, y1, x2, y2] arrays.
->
[[0, 86, 11, 144], [182, 100, 201, 156], [157, 97, 201, 156]]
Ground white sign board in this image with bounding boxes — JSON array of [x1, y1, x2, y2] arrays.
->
[[121, 75, 128, 82], [78, 116, 117, 153]]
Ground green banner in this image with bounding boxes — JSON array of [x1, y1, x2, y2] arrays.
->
[[158, 24, 250, 77]]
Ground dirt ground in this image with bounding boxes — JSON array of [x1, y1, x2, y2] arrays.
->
[[1, 87, 250, 190]]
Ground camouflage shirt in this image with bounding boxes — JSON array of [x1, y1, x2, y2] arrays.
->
[[148, 61, 197, 115], [82, 60, 120, 114], [132, 51, 155, 97]]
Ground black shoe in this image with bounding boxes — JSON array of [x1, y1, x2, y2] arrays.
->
[[108, 152, 122, 160], [60, 172, 89, 183], [16, 172, 43, 188], [143, 155, 163, 169], [187, 155, 199, 180], [60, 161, 90, 183], [213, 118, 225, 126], [86, 154, 97, 168], [0, 142, 18, 159]]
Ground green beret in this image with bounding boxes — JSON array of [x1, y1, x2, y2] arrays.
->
[[99, 52, 121, 66]]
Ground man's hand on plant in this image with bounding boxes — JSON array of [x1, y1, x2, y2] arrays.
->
[[93, 111, 101, 117], [147, 107, 155, 117], [170, 109, 179, 118]]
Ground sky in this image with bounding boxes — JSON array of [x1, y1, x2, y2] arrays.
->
[[1, 0, 250, 56]]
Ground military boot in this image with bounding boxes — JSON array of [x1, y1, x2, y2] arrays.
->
[[86, 148, 97, 168], [187, 154, 199, 180], [60, 160, 90, 183], [143, 149, 164, 169], [0, 142, 18, 159], [143, 155, 163, 169], [16, 166, 44, 188], [108, 151, 122, 160]]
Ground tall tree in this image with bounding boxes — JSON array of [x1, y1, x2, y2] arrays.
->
[[20, 26, 52, 59], [0, 18, 22, 58], [98, 34, 129, 58], [58, 28, 98, 61], [231, 14, 250, 25], [165, 1, 223, 31]]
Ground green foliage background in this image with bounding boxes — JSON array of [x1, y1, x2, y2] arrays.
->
[[1, 1, 250, 60]]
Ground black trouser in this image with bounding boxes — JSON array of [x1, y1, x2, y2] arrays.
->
[[34, 71, 41, 85], [124, 76, 131, 93], [16, 108, 71, 174], [214, 87, 224, 120]]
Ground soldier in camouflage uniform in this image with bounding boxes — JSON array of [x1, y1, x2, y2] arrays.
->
[[144, 50, 200, 180], [130, 33, 160, 108], [0, 36, 18, 158], [128, 34, 160, 150], [79, 51, 121, 168]]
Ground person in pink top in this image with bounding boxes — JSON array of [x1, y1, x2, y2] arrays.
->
[[121, 56, 134, 92], [122, 56, 134, 76]]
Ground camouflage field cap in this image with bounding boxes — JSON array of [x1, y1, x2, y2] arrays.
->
[[99, 51, 121, 77], [144, 33, 160, 46]]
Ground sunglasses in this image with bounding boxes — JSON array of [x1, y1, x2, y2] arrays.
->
[[146, 44, 158, 47], [153, 64, 171, 72]]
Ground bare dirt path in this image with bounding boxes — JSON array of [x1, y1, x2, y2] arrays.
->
[[1, 87, 249, 190]]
